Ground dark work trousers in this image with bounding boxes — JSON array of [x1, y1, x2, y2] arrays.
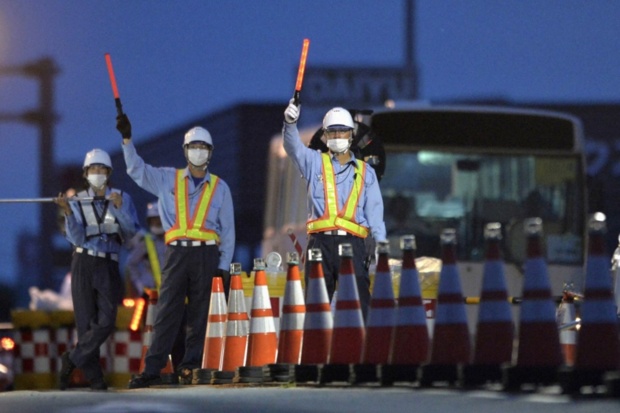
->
[[69, 253, 122, 382], [304, 233, 370, 321], [143, 244, 222, 375]]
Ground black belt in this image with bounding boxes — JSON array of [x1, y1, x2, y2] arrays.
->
[[169, 240, 217, 247], [321, 230, 349, 236]]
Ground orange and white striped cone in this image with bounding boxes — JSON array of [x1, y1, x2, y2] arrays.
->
[[560, 214, 620, 394], [217, 264, 249, 384], [380, 235, 429, 385], [196, 276, 227, 383], [264, 252, 306, 383], [319, 243, 365, 384], [138, 289, 176, 384], [503, 218, 563, 391], [557, 290, 578, 367], [294, 248, 333, 383], [238, 258, 277, 384], [419, 229, 471, 387], [351, 241, 395, 384], [461, 223, 514, 386]]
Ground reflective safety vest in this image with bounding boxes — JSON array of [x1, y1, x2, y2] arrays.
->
[[306, 153, 369, 238], [76, 189, 121, 239], [165, 170, 221, 244]]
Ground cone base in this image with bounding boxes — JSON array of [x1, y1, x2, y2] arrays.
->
[[160, 372, 179, 385], [294, 364, 320, 383], [263, 363, 294, 383], [234, 366, 264, 384], [460, 364, 503, 387], [378, 364, 420, 386], [349, 363, 379, 384], [211, 370, 234, 385], [502, 364, 558, 391], [195, 368, 217, 385], [604, 371, 620, 398], [558, 366, 614, 395], [419, 363, 460, 387], [319, 363, 351, 384]]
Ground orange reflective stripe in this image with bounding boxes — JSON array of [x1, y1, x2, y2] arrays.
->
[[306, 154, 369, 238], [165, 170, 221, 244]]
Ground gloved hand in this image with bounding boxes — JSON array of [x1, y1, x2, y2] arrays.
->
[[284, 98, 300, 124], [116, 114, 132, 139]]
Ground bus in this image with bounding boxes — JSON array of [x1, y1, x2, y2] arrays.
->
[[262, 103, 588, 321]]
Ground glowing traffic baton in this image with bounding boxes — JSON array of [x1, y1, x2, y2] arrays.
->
[[293, 38, 310, 106], [104, 53, 124, 116]]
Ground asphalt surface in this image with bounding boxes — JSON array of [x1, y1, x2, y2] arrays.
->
[[0, 384, 617, 413]]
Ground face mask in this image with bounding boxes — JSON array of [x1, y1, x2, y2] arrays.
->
[[327, 138, 350, 154], [150, 225, 165, 235], [87, 174, 107, 189], [188, 149, 210, 166]]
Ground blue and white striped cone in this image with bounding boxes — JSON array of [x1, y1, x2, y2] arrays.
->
[[319, 243, 365, 384], [352, 241, 396, 384], [462, 223, 514, 386], [420, 228, 470, 387], [561, 214, 620, 394], [503, 218, 562, 391]]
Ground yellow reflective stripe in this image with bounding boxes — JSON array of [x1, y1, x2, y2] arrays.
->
[[165, 170, 220, 243], [306, 154, 369, 238], [143, 233, 162, 292]]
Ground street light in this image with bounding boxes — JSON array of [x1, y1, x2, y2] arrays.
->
[[0, 57, 59, 289]]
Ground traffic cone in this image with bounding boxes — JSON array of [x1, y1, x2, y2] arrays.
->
[[294, 248, 333, 383], [503, 218, 563, 391], [139, 289, 176, 383], [217, 264, 249, 384], [461, 223, 514, 386], [560, 213, 620, 394], [196, 276, 227, 383], [265, 252, 306, 383], [239, 258, 277, 383], [351, 241, 395, 384], [319, 243, 365, 384], [379, 235, 429, 385], [557, 289, 578, 367], [419, 228, 470, 387]]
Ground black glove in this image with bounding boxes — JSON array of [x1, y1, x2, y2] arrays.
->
[[116, 114, 132, 139]]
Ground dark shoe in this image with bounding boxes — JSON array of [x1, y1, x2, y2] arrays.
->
[[90, 378, 108, 391], [128, 372, 162, 389], [178, 368, 193, 385], [59, 351, 76, 390]]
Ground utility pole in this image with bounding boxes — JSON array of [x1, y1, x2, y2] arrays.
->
[[405, 0, 419, 99], [0, 57, 59, 289]]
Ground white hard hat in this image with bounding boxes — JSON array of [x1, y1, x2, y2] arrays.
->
[[183, 126, 213, 148], [146, 202, 159, 218], [83, 148, 112, 169], [323, 107, 354, 130]]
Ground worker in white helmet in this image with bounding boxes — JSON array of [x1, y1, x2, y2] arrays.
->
[[54, 148, 140, 391], [116, 114, 235, 388], [283, 101, 387, 320]]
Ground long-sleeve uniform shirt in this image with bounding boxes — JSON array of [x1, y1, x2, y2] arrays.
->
[[122, 141, 235, 271], [282, 123, 386, 241]]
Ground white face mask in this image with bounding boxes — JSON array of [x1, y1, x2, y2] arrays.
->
[[149, 225, 165, 235], [87, 174, 107, 189], [327, 138, 350, 154], [188, 148, 210, 166]]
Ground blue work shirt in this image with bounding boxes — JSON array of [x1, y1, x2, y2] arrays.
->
[[122, 141, 235, 271], [282, 122, 387, 241], [65, 187, 140, 253]]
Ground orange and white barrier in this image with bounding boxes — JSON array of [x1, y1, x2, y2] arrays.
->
[[201, 277, 228, 371], [221, 271, 250, 372], [276, 252, 306, 364], [245, 259, 278, 367]]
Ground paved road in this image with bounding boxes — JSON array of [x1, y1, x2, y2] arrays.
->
[[0, 384, 617, 413]]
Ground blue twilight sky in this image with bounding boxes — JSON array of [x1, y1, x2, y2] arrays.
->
[[0, 0, 619, 289]]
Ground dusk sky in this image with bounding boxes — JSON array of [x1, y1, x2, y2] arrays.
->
[[0, 0, 619, 290]]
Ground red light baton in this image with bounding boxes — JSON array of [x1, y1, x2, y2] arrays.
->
[[293, 38, 310, 106], [104, 53, 124, 116]]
